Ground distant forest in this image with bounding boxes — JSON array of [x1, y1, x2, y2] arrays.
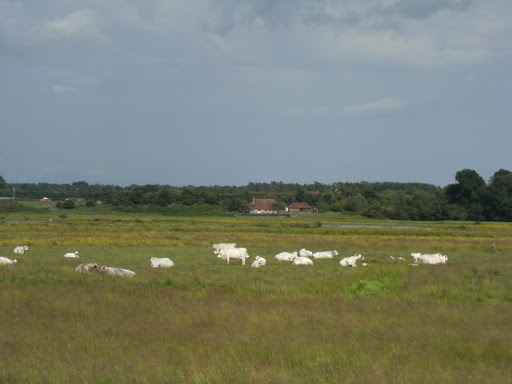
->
[[1, 168, 511, 221]]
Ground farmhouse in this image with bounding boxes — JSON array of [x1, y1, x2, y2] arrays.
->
[[250, 198, 277, 214], [288, 202, 313, 213], [41, 197, 51, 202]]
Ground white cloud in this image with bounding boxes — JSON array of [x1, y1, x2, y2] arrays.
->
[[344, 97, 405, 113], [34, 9, 104, 42]]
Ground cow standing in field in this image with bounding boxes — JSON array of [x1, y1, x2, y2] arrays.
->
[[211, 243, 236, 252], [216, 247, 250, 265]]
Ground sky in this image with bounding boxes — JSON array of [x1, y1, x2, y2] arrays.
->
[[1, 0, 510, 188]]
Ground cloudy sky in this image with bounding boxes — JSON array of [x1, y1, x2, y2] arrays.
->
[[1, 0, 510, 187]]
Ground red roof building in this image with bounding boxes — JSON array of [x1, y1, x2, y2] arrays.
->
[[251, 199, 276, 213], [288, 202, 312, 213]]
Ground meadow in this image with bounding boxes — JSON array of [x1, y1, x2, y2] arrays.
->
[[1, 209, 511, 383]]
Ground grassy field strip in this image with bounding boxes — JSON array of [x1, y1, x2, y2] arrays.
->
[[1, 215, 512, 383]]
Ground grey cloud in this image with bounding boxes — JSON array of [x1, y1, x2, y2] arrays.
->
[[370, 0, 474, 20], [205, 0, 330, 34], [301, 10, 361, 28]]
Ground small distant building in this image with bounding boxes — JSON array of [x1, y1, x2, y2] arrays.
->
[[41, 197, 51, 202], [288, 202, 312, 213], [250, 198, 277, 214]]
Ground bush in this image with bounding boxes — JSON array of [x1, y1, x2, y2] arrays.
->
[[57, 200, 76, 209]]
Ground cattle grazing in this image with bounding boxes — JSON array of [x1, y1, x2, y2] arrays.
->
[[291, 255, 314, 265], [410, 253, 448, 265], [150, 257, 174, 268], [216, 247, 250, 265], [275, 251, 297, 261], [312, 250, 338, 259], [339, 254, 364, 267], [99, 265, 136, 278], [251, 256, 266, 268], [0, 257, 17, 265], [64, 251, 79, 258], [75, 262, 101, 273], [13, 246, 29, 254], [299, 248, 313, 258]]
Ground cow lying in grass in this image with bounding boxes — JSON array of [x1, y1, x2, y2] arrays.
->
[[291, 255, 313, 265], [275, 251, 297, 261], [251, 256, 266, 268], [75, 262, 101, 273], [312, 250, 338, 259], [14, 246, 28, 254], [410, 253, 448, 265], [339, 254, 364, 267], [150, 257, 174, 268], [99, 265, 136, 278], [75, 262, 136, 277], [0, 256, 17, 265]]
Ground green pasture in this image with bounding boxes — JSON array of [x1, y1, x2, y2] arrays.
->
[[1, 212, 511, 383]]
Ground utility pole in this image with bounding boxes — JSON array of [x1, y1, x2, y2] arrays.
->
[[12, 187, 15, 199]]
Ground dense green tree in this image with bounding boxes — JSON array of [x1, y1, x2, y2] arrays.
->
[[295, 186, 306, 202], [180, 188, 196, 206], [344, 195, 364, 213], [224, 197, 249, 213], [445, 169, 486, 220], [271, 201, 286, 212], [484, 169, 512, 221]]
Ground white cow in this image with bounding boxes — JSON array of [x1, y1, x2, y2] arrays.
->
[[150, 257, 174, 268], [411, 253, 447, 265], [211, 243, 236, 251], [299, 248, 313, 258], [291, 255, 314, 265], [216, 247, 250, 265], [13, 245, 28, 254], [75, 262, 101, 273], [99, 265, 136, 278], [64, 251, 79, 258], [251, 256, 266, 268], [275, 251, 297, 261], [339, 254, 364, 267], [0, 257, 17, 265], [312, 250, 338, 259]]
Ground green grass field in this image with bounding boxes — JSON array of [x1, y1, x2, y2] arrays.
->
[[1, 212, 511, 383]]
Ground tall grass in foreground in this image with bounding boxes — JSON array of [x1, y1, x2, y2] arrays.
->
[[1, 216, 511, 383]]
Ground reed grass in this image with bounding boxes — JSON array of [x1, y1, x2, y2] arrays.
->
[[1, 213, 511, 383]]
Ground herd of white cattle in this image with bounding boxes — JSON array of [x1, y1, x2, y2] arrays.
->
[[211, 243, 448, 268], [0, 243, 448, 277]]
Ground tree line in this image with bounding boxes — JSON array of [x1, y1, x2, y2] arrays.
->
[[0, 168, 511, 221]]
